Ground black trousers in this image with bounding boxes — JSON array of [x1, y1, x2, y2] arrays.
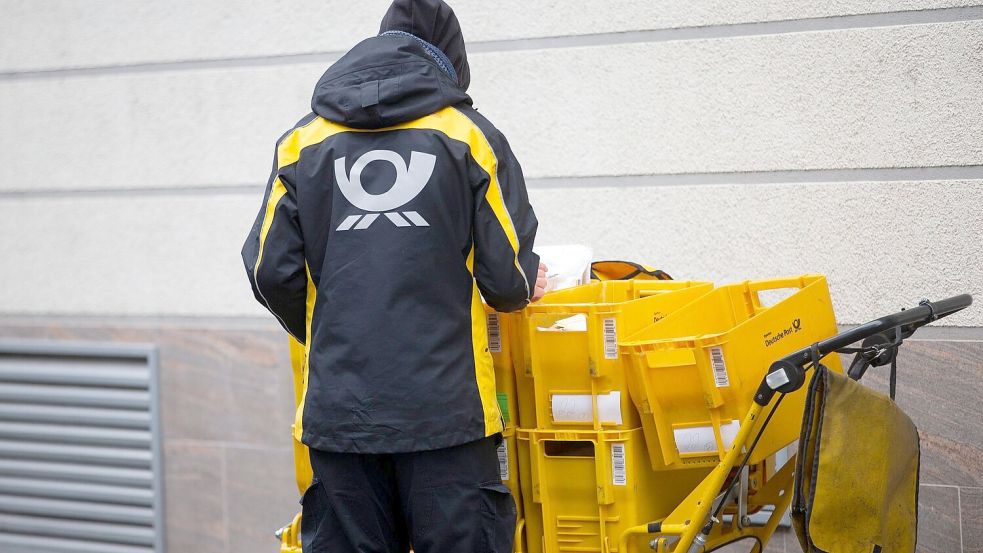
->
[[302, 435, 516, 553]]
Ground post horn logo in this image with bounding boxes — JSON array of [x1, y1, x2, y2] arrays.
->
[[334, 150, 436, 231]]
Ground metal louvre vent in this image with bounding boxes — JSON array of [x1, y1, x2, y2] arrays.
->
[[0, 340, 163, 553]]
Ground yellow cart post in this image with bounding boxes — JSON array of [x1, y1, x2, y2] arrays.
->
[[275, 338, 309, 553]]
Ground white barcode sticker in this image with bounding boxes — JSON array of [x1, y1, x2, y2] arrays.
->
[[487, 313, 502, 353], [709, 347, 730, 388], [497, 440, 510, 481], [611, 443, 627, 486], [603, 318, 618, 359]]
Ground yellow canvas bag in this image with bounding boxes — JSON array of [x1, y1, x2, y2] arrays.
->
[[792, 366, 919, 553]]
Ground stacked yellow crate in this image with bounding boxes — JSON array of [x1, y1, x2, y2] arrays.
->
[[483, 306, 528, 551], [621, 276, 844, 472], [499, 280, 713, 553], [505, 275, 843, 553]]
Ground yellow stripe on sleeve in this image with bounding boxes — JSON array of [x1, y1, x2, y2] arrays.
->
[[253, 177, 288, 284], [292, 264, 318, 441], [252, 118, 349, 326], [467, 247, 505, 436]]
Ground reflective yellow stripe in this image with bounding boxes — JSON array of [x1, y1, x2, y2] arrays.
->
[[253, 177, 288, 289], [276, 117, 346, 169], [253, 118, 348, 303], [445, 108, 526, 286], [293, 264, 317, 441], [467, 247, 504, 436]]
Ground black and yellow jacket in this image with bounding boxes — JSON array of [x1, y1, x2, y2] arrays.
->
[[242, 5, 539, 453]]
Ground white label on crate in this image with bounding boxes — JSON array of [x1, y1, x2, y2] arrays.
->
[[487, 313, 502, 353], [497, 439, 510, 482], [603, 317, 618, 359], [674, 420, 741, 454], [611, 443, 627, 486], [709, 346, 730, 388], [550, 391, 623, 425]]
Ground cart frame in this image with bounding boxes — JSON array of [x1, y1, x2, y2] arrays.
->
[[617, 294, 973, 553]]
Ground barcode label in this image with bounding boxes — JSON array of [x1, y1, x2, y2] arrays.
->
[[497, 440, 510, 481], [611, 443, 627, 486], [710, 347, 730, 388], [487, 313, 502, 353], [603, 318, 618, 359]]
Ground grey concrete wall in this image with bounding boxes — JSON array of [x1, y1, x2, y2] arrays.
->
[[0, 320, 299, 553], [0, 2, 981, 553]]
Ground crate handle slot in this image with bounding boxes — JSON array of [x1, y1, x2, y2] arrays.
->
[[543, 440, 595, 458], [747, 276, 812, 313]]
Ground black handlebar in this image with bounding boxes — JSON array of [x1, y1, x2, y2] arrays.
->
[[754, 294, 973, 405]]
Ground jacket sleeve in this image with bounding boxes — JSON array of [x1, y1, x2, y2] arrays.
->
[[242, 143, 308, 341], [471, 132, 540, 313]]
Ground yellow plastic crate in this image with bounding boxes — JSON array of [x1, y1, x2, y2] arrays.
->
[[518, 280, 713, 430], [621, 275, 844, 471], [498, 426, 527, 552], [288, 338, 314, 493], [517, 428, 710, 553], [500, 425, 523, 509], [280, 339, 310, 553], [484, 308, 535, 428]]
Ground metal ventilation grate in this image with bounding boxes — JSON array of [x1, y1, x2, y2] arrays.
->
[[0, 340, 164, 553]]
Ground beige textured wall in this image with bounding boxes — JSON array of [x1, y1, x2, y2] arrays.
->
[[1, 5, 981, 325]]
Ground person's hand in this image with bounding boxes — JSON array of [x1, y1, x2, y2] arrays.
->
[[532, 262, 548, 302]]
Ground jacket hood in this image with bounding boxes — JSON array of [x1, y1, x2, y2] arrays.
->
[[379, 0, 470, 91], [311, 34, 470, 129]]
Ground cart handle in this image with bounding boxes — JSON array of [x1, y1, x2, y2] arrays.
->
[[754, 293, 973, 406]]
